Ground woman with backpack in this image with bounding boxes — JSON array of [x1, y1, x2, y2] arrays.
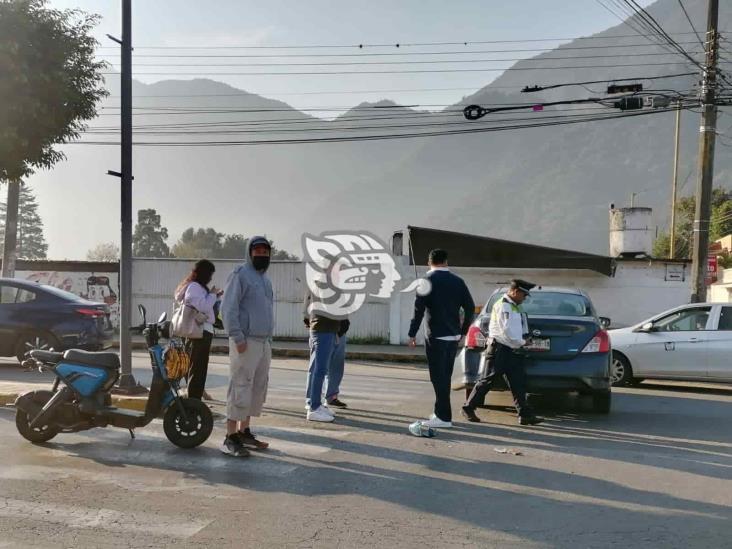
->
[[174, 259, 223, 400]]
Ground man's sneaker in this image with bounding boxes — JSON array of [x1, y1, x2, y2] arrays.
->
[[307, 406, 335, 422], [422, 415, 453, 428], [305, 403, 335, 416], [238, 428, 269, 450], [327, 398, 348, 408], [519, 415, 545, 426], [220, 435, 250, 457], [460, 406, 481, 423]]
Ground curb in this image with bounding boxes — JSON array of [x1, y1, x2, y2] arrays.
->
[[122, 341, 426, 364]]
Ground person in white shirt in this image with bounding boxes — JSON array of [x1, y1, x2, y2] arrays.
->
[[174, 259, 222, 400], [461, 279, 544, 426]]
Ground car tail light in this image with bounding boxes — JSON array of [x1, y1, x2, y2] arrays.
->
[[581, 329, 610, 353], [76, 308, 105, 318], [466, 325, 486, 348]]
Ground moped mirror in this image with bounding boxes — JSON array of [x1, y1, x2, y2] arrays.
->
[[138, 304, 147, 324], [157, 311, 167, 324]]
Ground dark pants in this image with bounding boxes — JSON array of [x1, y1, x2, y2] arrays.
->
[[465, 341, 532, 417], [425, 337, 459, 422], [186, 331, 213, 399]]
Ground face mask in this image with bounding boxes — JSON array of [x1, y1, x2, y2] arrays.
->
[[251, 256, 270, 271]]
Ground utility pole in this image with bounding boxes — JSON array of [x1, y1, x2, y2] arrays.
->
[[108, 0, 139, 392], [1, 180, 21, 278], [670, 102, 682, 259], [690, 0, 719, 303]]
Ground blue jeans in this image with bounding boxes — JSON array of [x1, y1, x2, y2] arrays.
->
[[325, 335, 346, 401], [306, 331, 337, 410]]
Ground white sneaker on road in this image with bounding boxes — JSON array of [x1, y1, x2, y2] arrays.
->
[[422, 415, 453, 428], [305, 403, 336, 416], [307, 406, 335, 422]]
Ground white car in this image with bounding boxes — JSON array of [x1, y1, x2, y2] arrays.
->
[[608, 303, 732, 386]]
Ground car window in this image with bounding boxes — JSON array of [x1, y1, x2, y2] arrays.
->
[[39, 284, 84, 302], [717, 307, 732, 331], [0, 286, 17, 304], [15, 289, 36, 303], [484, 292, 592, 317], [654, 307, 711, 332]]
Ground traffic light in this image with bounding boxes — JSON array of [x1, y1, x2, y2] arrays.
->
[[607, 83, 643, 94], [613, 97, 644, 110]]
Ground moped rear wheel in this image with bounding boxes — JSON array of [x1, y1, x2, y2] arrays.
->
[[163, 397, 213, 449], [16, 409, 59, 443]]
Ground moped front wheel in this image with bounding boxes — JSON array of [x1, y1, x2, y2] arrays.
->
[[16, 409, 59, 443], [163, 397, 213, 449]]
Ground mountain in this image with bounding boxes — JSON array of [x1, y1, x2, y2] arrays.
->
[[25, 0, 731, 259]]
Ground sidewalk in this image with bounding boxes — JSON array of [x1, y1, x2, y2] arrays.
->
[[114, 336, 427, 364]]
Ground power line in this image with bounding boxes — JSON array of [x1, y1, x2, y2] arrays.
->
[[68, 106, 686, 146], [102, 61, 702, 77], [677, 0, 705, 48], [95, 41, 706, 59]]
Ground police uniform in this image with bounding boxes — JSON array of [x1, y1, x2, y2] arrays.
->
[[462, 280, 542, 424]]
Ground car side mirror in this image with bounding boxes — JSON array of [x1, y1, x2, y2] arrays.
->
[[599, 317, 611, 329], [636, 322, 655, 333], [479, 315, 490, 334]]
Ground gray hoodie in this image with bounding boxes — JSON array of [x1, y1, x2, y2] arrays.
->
[[222, 236, 274, 344]]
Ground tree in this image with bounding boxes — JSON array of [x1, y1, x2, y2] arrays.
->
[[0, 185, 48, 259], [219, 234, 249, 259], [87, 242, 119, 262], [171, 228, 223, 259], [271, 241, 299, 260], [132, 209, 170, 258], [654, 188, 732, 258], [0, 1, 107, 275]]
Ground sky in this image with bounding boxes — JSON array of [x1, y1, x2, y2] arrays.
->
[[37, 0, 656, 259]]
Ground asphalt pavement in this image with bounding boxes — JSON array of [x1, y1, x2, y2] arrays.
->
[[0, 354, 731, 548]]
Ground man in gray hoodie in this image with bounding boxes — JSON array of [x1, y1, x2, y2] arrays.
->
[[221, 236, 274, 457]]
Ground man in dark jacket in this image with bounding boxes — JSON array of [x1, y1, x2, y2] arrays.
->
[[408, 249, 475, 428]]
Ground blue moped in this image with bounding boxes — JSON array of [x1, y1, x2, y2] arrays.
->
[[14, 305, 213, 448]]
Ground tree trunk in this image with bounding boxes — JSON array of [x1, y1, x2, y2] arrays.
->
[[2, 179, 21, 278]]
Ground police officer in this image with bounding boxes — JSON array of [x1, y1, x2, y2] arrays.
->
[[461, 279, 544, 426]]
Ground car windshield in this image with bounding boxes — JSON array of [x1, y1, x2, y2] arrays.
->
[[485, 292, 593, 317]]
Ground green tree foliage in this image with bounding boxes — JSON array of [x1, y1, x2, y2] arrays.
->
[[132, 209, 170, 258], [0, 0, 107, 181], [0, 185, 47, 259], [653, 188, 732, 259], [171, 228, 298, 260], [87, 242, 119, 262]]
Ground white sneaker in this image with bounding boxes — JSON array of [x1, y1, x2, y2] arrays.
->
[[307, 406, 335, 422], [422, 416, 453, 428], [305, 403, 335, 416]]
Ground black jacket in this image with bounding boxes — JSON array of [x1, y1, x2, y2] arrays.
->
[[408, 269, 475, 339]]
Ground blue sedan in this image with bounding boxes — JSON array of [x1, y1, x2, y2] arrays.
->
[[461, 287, 612, 413], [0, 278, 113, 363]]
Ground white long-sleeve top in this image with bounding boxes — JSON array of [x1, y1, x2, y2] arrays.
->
[[175, 281, 217, 333], [488, 295, 528, 349]]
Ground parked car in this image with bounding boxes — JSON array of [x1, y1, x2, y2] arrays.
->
[[609, 302, 732, 386], [0, 278, 113, 363], [463, 287, 612, 413]]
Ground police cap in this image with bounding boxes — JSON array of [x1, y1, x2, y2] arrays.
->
[[510, 279, 536, 295]]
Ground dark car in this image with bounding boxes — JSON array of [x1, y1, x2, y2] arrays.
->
[[0, 278, 113, 363], [465, 287, 612, 413]]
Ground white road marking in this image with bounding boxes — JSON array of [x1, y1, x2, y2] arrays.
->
[[0, 498, 210, 539]]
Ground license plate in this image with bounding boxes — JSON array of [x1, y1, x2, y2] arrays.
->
[[525, 338, 550, 352]]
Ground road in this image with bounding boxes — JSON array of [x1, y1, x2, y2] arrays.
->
[[0, 353, 731, 548]]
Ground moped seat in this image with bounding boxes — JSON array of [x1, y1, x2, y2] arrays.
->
[[63, 349, 120, 370], [30, 350, 64, 364]]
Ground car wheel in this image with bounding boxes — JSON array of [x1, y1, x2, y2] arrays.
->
[[15, 333, 58, 364], [610, 351, 633, 387], [591, 390, 612, 414]]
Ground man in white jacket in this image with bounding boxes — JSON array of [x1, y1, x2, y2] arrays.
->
[[461, 279, 544, 426]]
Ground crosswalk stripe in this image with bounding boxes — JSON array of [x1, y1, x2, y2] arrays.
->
[[0, 498, 211, 539]]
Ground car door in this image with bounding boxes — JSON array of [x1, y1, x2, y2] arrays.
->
[[627, 306, 712, 379], [0, 284, 21, 353], [705, 305, 732, 381]]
